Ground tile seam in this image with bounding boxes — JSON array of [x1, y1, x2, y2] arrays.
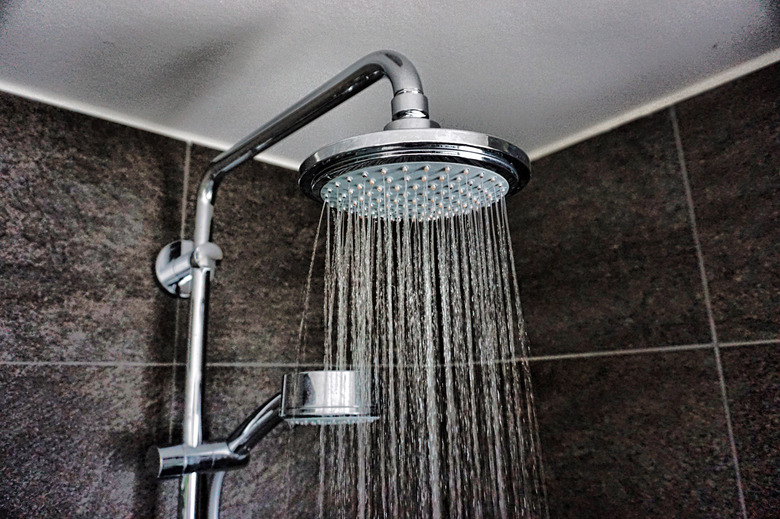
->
[[2, 339, 778, 369], [720, 338, 780, 348], [0, 361, 178, 367], [671, 106, 747, 518], [526, 342, 713, 362], [169, 140, 192, 443], [203, 342, 714, 367]]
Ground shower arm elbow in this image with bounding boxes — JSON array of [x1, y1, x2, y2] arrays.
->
[[192, 50, 437, 245]]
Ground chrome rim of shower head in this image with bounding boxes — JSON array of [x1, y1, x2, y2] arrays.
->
[[280, 370, 378, 425], [298, 128, 531, 221]]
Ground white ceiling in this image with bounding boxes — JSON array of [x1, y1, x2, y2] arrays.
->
[[1, 1, 778, 168]]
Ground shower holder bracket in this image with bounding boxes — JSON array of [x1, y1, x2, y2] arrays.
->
[[155, 240, 223, 298]]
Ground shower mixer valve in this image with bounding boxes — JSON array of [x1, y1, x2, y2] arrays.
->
[[155, 240, 223, 298]]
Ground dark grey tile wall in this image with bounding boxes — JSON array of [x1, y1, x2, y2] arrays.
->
[[721, 345, 779, 518], [508, 110, 710, 356], [2, 60, 778, 518], [676, 63, 780, 344], [0, 93, 185, 363], [532, 350, 739, 518], [0, 366, 178, 518]]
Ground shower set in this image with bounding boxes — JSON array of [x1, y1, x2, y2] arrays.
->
[[148, 50, 531, 518]]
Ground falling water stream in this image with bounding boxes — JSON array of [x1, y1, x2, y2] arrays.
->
[[296, 197, 547, 518]]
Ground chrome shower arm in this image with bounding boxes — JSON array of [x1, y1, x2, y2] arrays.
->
[[193, 49, 435, 245], [226, 393, 284, 455], [177, 50, 433, 519]]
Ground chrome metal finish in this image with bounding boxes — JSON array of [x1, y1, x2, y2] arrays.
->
[[192, 50, 437, 246], [191, 243, 224, 269], [156, 50, 438, 519], [226, 394, 284, 455], [155, 240, 194, 298], [152, 395, 283, 481], [298, 128, 531, 219], [152, 443, 249, 479], [180, 267, 210, 519], [208, 472, 226, 519], [383, 114, 441, 130], [281, 371, 378, 425], [155, 241, 223, 300]]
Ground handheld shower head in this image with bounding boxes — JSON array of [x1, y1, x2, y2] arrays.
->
[[152, 370, 377, 479], [298, 128, 530, 221], [281, 370, 378, 425]]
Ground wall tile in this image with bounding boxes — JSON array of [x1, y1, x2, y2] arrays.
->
[[531, 350, 740, 518], [508, 111, 709, 356], [677, 62, 780, 343], [0, 93, 185, 362], [177, 145, 325, 364], [0, 366, 176, 518], [721, 345, 780, 518]]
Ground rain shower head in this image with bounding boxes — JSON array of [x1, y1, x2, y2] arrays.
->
[[298, 128, 531, 221], [281, 370, 378, 425]]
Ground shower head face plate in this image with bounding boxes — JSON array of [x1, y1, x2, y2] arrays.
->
[[299, 128, 530, 221], [281, 370, 378, 426]]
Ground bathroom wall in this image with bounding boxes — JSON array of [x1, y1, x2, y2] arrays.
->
[[1, 61, 777, 518]]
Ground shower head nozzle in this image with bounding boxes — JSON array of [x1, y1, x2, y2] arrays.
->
[[281, 370, 378, 426], [299, 128, 530, 221]]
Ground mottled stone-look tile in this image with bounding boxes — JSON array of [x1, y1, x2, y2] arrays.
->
[[0, 366, 176, 518], [178, 145, 325, 364], [0, 93, 185, 362], [721, 345, 780, 518], [677, 63, 780, 343], [507, 111, 708, 355], [168, 366, 320, 517], [531, 350, 740, 518]]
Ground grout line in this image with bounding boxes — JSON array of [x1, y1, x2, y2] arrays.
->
[[169, 141, 192, 443], [2, 339, 778, 370], [5, 339, 778, 369], [179, 142, 192, 238], [671, 106, 748, 519], [525, 342, 713, 362], [169, 303, 181, 444], [0, 361, 177, 367], [205, 342, 714, 368], [721, 338, 780, 348], [1, 341, 776, 369]]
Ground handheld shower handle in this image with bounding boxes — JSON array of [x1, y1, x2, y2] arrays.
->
[[226, 393, 284, 455], [149, 443, 249, 479]]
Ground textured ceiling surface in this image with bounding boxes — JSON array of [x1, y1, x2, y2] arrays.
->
[[0, 1, 778, 167]]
